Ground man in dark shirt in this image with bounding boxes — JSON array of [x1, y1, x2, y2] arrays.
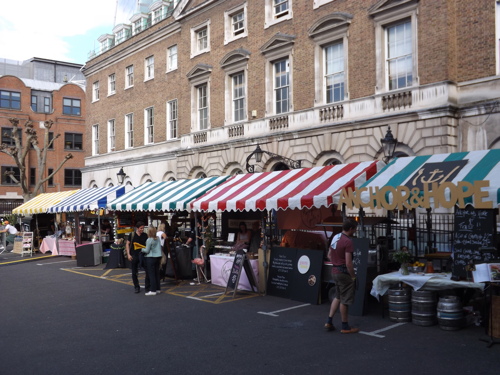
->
[[125, 221, 148, 293]]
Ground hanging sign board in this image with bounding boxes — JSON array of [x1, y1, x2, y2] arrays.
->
[[452, 206, 496, 279]]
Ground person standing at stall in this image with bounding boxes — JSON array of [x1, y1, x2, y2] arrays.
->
[[324, 219, 359, 334], [142, 226, 162, 296], [0, 220, 18, 251], [125, 221, 147, 294]]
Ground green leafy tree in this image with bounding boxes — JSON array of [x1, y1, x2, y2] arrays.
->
[[0, 118, 73, 201]]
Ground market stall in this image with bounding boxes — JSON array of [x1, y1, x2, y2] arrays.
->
[[12, 190, 79, 252], [46, 185, 131, 263], [107, 177, 231, 277], [191, 160, 384, 302], [337, 149, 500, 323]]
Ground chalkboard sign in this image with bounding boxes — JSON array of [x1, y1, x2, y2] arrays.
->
[[267, 247, 295, 299], [350, 238, 370, 316], [225, 249, 257, 296], [290, 249, 324, 304], [267, 247, 324, 304], [453, 206, 496, 279]]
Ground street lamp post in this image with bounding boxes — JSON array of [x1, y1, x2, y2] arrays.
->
[[245, 145, 301, 173], [116, 167, 127, 185], [380, 126, 398, 163], [380, 126, 398, 252]]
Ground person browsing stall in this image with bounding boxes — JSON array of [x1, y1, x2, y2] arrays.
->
[[125, 221, 148, 294], [324, 219, 359, 334], [0, 220, 18, 251], [142, 226, 162, 296]]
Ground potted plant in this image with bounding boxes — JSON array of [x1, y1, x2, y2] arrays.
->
[[392, 249, 413, 275]]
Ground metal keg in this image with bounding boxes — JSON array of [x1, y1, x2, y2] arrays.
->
[[388, 288, 411, 322], [411, 290, 437, 326], [437, 296, 465, 331]]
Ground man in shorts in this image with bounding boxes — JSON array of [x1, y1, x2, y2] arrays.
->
[[324, 218, 359, 334]]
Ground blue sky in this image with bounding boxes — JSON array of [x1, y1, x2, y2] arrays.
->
[[0, 0, 136, 65]]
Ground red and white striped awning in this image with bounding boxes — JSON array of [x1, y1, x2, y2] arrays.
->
[[191, 161, 384, 212]]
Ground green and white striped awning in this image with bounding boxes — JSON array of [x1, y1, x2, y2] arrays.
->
[[359, 149, 500, 209], [107, 176, 230, 212]]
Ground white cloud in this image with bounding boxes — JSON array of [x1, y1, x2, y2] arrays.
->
[[0, 0, 136, 62]]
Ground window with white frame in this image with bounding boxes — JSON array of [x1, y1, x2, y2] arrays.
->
[[198, 84, 208, 130], [167, 99, 178, 140], [167, 45, 178, 71], [261, 33, 295, 116], [153, 7, 163, 24], [116, 29, 125, 43], [232, 73, 246, 122], [187, 64, 211, 132], [92, 124, 99, 155], [125, 113, 134, 148], [134, 19, 143, 34], [108, 119, 115, 152], [92, 81, 99, 102], [224, 3, 248, 45], [191, 20, 211, 57], [370, 1, 418, 93], [265, 0, 292, 28], [274, 59, 289, 114], [144, 107, 154, 144], [145, 56, 154, 81], [108, 73, 116, 95], [221, 49, 250, 125], [309, 12, 351, 106], [125, 65, 134, 88], [387, 21, 412, 90], [325, 42, 345, 103]]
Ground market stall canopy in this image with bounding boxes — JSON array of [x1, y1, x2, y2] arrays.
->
[[354, 149, 500, 209], [191, 161, 384, 212], [46, 185, 132, 213], [12, 190, 79, 215], [107, 176, 231, 212]]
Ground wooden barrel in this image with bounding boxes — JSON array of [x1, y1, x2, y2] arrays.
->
[[388, 288, 411, 322], [437, 296, 465, 331], [411, 290, 437, 326]]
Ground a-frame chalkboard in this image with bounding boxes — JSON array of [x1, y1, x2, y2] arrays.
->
[[350, 238, 370, 316], [225, 249, 258, 297]]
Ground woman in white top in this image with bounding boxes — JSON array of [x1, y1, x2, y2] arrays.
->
[[157, 223, 167, 248]]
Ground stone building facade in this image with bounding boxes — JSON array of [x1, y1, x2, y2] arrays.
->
[[0, 58, 86, 209], [81, 0, 500, 188]]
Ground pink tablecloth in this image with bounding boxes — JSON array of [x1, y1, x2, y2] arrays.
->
[[58, 240, 76, 256], [39, 237, 58, 255]]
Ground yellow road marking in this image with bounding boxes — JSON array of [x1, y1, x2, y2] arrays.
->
[[0, 255, 56, 265], [61, 267, 259, 303]]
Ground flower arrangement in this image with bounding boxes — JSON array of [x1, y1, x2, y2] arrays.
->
[[392, 250, 413, 265]]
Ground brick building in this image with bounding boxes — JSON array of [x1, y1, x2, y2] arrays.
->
[[81, 0, 500, 187], [0, 58, 86, 211]]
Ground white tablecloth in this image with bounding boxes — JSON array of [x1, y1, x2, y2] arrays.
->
[[210, 254, 258, 292], [371, 271, 485, 300]]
